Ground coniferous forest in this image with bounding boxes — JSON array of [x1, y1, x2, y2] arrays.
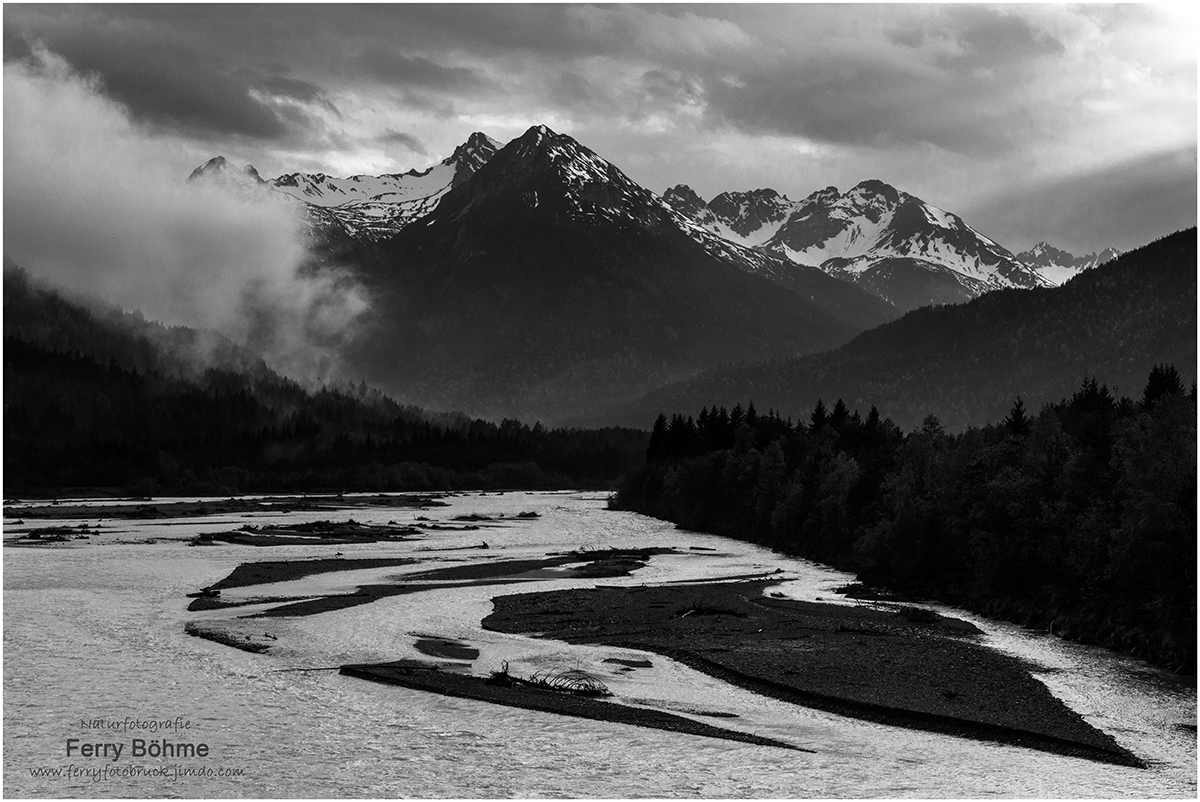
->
[[3, 334, 647, 495], [2, 265, 647, 496], [613, 368, 1196, 673]]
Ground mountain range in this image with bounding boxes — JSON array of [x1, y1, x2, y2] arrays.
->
[[1015, 241, 1122, 286], [665, 181, 1073, 311], [612, 228, 1195, 431], [195, 130, 1117, 307], [175, 126, 1168, 425], [340, 125, 891, 422]]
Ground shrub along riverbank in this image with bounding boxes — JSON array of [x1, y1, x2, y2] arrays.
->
[[612, 367, 1196, 674]]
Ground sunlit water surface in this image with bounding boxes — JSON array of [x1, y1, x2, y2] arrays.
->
[[3, 491, 1195, 797]]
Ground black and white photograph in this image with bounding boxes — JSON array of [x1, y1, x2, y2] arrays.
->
[[2, 2, 1196, 797]]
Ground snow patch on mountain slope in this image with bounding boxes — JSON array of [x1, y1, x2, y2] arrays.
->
[[1037, 264, 1082, 286], [270, 166, 457, 207], [784, 207, 899, 268], [757, 181, 1048, 301], [701, 216, 787, 247], [192, 134, 501, 241], [921, 203, 955, 229], [663, 186, 802, 249]]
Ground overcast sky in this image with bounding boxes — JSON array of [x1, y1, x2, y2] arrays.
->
[[4, 3, 1196, 254]]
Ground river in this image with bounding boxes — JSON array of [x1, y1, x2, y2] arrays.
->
[[3, 490, 1195, 797]]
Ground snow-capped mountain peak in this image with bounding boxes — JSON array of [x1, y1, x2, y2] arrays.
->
[[187, 127, 1103, 311], [707, 188, 795, 242], [446, 132, 501, 187], [840, 179, 900, 223], [449, 125, 677, 229], [662, 184, 709, 219], [267, 131, 499, 210], [417, 127, 796, 287], [187, 156, 266, 189], [1016, 241, 1122, 286], [750, 180, 1049, 310], [190, 133, 502, 242], [664, 184, 799, 248], [1026, 241, 1067, 261], [507, 125, 618, 186]]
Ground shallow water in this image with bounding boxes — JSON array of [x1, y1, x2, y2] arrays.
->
[[3, 490, 1195, 797]]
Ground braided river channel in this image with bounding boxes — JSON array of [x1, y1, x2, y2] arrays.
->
[[3, 490, 1195, 797]]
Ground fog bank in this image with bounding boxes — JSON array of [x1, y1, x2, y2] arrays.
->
[[3, 50, 369, 382]]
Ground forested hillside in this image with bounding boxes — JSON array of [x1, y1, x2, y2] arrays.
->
[[614, 369, 1196, 672], [623, 229, 1196, 431], [3, 266, 647, 495]]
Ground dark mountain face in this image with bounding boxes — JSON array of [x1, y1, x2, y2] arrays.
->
[[850, 257, 982, 310], [428, 125, 678, 230], [765, 186, 849, 254], [186, 156, 266, 187], [619, 228, 1197, 431], [707, 188, 793, 238], [347, 126, 864, 423], [662, 184, 710, 220], [1019, 241, 1078, 267], [664, 184, 800, 247], [446, 131, 501, 188]]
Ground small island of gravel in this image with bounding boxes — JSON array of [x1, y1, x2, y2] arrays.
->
[[481, 580, 1143, 767]]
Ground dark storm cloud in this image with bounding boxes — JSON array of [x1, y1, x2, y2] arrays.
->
[[73, 45, 291, 140], [640, 70, 702, 108], [351, 46, 494, 93], [2, 26, 34, 63], [950, 7, 1065, 63], [5, 55, 371, 382], [331, 4, 644, 60], [376, 129, 428, 156], [889, 6, 1066, 69], [698, 6, 1070, 156], [254, 74, 340, 115], [2, 13, 302, 141], [702, 58, 1035, 156], [4, 2, 1191, 256], [546, 71, 621, 119], [965, 147, 1198, 253], [8, 4, 638, 75], [2, 4, 703, 133]]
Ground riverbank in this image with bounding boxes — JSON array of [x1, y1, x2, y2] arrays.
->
[[482, 580, 1144, 767], [3, 493, 449, 520]]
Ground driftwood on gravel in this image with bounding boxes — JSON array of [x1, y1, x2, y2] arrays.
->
[[340, 659, 809, 752]]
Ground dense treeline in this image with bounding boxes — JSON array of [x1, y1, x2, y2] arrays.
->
[[614, 367, 1196, 672], [4, 337, 647, 495]]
